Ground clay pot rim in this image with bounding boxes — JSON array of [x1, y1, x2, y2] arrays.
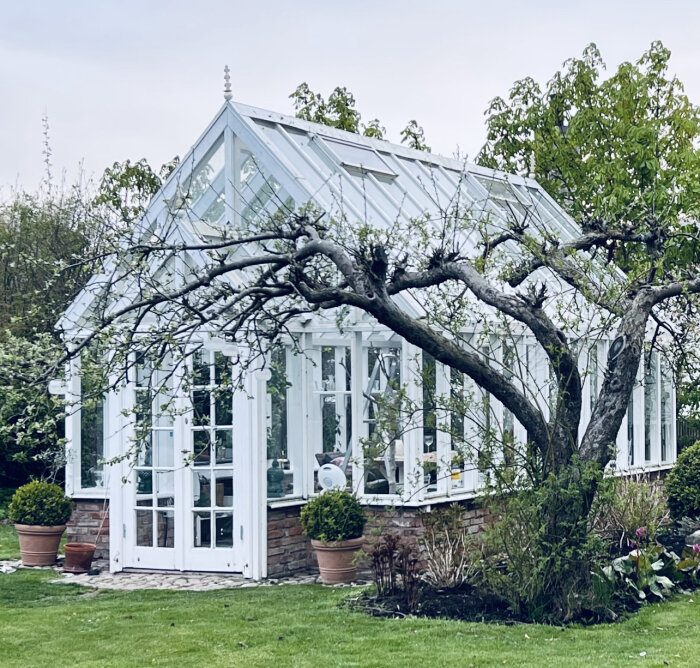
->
[[14, 523, 67, 531], [64, 542, 97, 550], [310, 536, 364, 549]]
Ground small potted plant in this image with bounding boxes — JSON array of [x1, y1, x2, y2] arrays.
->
[[300, 490, 366, 584], [9, 481, 72, 567]]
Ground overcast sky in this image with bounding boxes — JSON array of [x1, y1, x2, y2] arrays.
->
[[2, 1, 699, 191]]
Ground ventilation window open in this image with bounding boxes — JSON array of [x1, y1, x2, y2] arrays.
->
[[322, 137, 397, 178]]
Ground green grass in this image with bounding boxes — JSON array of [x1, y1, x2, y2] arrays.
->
[[1, 570, 700, 667], [0, 521, 19, 560], [0, 521, 68, 561]]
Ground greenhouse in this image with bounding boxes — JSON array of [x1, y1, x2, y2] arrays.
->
[[58, 92, 676, 579]]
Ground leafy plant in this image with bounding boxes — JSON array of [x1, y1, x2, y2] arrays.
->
[[419, 503, 478, 588], [666, 441, 700, 520], [595, 537, 678, 603], [300, 490, 365, 543], [9, 481, 72, 526], [591, 473, 670, 551], [364, 531, 422, 613], [0, 334, 66, 486], [479, 461, 606, 622], [366, 532, 400, 597]]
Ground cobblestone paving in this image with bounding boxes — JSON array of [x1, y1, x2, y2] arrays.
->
[[1, 558, 371, 591]]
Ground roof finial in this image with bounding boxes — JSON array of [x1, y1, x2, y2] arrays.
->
[[223, 65, 232, 101], [528, 148, 536, 179]]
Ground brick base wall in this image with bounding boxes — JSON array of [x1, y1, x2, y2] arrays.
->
[[66, 500, 110, 561], [266, 499, 492, 578]]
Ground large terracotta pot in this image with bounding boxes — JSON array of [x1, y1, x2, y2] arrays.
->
[[14, 524, 66, 567], [311, 537, 364, 584], [63, 542, 97, 574]]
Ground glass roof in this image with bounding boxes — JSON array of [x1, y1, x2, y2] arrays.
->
[[233, 102, 581, 252]]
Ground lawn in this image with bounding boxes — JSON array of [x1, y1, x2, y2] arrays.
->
[[1, 569, 700, 667], [0, 521, 19, 560]]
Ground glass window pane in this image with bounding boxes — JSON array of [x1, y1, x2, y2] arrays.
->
[[135, 354, 152, 388], [215, 430, 232, 464], [193, 350, 209, 385], [193, 471, 211, 508], [136, 470, 153, 494], [136, 510, 153, 547], [215, 512, 233, 547], [193, 430, 211, 465], [156, 510, 175, 548], [215, 390, 233, 426], [155, 470, 174, 497], [154, 430, 174, 467], [193, 390, 211, 426], [645, 352, 658, 462], [215, 471, 233, 507], [214, 352, 230, 385], [80, 396, 104, 488], [193, 511, 211, 547]]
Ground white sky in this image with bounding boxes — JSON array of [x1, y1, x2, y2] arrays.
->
[[2, 0, 699, 190]]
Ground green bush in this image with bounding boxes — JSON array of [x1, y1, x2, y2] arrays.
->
[[666, 441, 700, 520], [591, 473, 670, 550], [300, 490, 366, 542], [8, 481, 72, 526]]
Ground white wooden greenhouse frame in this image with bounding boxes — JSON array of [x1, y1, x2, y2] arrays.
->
[[58, 98, 677, 579]]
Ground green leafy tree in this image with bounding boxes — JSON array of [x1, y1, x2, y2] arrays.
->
[[93, 158, 163, 224], [0, 333, 65, 486], [290, 82, 427, 148], [0, 192, 99, 337], [477, 41, 700, 419]]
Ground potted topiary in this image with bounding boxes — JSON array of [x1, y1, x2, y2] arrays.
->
[[9, 481, 72, 567], [300, 489, 366, 584]]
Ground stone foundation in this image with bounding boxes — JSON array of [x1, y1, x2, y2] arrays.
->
[[266, 499, 492, 578], [66, 499, 110, 561]]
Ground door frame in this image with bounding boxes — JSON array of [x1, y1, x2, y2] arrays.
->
[[112, 345, 266, 578]]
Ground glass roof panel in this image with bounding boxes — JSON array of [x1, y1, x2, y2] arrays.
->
[[322, 137, 397, 177]]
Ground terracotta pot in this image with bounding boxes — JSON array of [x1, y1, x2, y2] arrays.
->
[[311, 537, 364, 584], [14, 524, 66, 567], [63, 542, 97, 574]]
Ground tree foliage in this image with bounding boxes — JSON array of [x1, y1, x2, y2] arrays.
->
[[478, 41, 700, 229], [290, 82, 429, 150], [0, 333, 65, 486], [477, 40, 700, 416], [0, 191, 99, 337]]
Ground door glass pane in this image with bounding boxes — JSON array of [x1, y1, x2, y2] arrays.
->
[[215, 471, 233, 507], [157, 510, 175, 548], [215, 390, 233, 425], [193, 471, 212, 507], [136, 510, 153, 547], [193, 390, 211, 426], [155, 470, 174, 500], [193, 512, 211, 547], [215, 430, 232, 464], [154, 431, 174, 467], [215, 512, 233, 547], [136, 470, 153, 494], [193, 431, 211, 465]]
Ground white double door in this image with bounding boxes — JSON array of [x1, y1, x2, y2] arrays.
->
[[121, 351, 253, 573]]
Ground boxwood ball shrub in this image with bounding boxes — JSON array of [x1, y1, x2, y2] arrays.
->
[[9, 480, 72, 526], [666, 441, 700, 520], [300, 490, 366, 543]]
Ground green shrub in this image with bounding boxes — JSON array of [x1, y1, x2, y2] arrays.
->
[[8, 481, 72, 526], [666, 441, 700, 520], [300, 490, 366, 542], [591, 473, 670, 550]]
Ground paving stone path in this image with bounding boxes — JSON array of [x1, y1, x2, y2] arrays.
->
[[1, 558, 371, 591]]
